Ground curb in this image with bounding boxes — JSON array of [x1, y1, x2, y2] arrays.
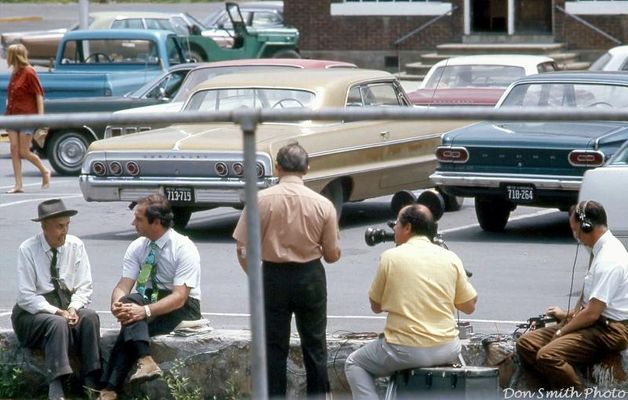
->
[[0, 16, 43, 23]]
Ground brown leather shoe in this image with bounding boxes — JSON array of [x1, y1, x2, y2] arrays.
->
[[129, 355, 163, 383], [96, 389, 118, 400]]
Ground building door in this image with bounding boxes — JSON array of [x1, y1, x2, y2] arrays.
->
[[515, 0, 552, 34], [471, 0, 507, 33]]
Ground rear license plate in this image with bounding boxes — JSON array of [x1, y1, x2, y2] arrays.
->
[[164, 187, 194, 203], [505, 185, 534, 202]]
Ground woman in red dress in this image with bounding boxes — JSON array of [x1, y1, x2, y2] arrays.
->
[[5, 44, 50, 193]]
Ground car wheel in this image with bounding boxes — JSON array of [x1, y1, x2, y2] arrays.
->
[[272, 49, 301, 59], [437, 188, 464, 212], [185, 49, 204, 62], [475, 197, 511, 232], [172, 207, 192, 230], [321, 180, 345, 221], [48, 131, 91, 176]]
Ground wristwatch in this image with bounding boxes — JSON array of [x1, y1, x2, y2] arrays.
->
[[144, 305, 152, 319]]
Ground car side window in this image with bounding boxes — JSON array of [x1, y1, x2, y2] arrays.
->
[[346, 86, 363, 107], [364, 83, 402, 106]]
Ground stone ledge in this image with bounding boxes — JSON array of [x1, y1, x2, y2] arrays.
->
[[0, 329, 626, 399]]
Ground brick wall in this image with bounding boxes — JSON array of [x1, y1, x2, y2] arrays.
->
[[284, 0, 460, 52]]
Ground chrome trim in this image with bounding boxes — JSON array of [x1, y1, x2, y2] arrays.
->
[[429, 171, 582, 191], [309, 133, 441, 158], [79, 175, 279, 203]]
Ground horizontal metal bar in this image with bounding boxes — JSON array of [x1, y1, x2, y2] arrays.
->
[[1, 106, 628, 131]]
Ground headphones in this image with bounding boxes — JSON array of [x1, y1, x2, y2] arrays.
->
[[577, 200, 593, 233]]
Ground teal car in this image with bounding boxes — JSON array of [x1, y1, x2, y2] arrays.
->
[[431, 72, 628, 231]]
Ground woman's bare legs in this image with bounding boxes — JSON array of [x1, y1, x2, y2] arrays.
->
[[7, 130, 51, 192]]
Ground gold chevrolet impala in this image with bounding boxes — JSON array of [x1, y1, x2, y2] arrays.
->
[[79, 69, 465, 228]]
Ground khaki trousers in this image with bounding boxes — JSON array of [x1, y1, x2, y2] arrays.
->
[[516, 319, 628, 391]]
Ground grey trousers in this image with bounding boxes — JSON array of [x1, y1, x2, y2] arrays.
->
[[344, 336, 461, 400], [11, 305, 101, 382]]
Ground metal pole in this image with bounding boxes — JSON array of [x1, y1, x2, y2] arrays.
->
[[79, 0, 89, 29], [240, 114, 268, 400]]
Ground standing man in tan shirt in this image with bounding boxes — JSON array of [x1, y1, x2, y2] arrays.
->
[[233, 143, 341, 398]]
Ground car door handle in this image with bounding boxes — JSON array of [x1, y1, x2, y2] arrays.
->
[[380, 131, 390, 140]]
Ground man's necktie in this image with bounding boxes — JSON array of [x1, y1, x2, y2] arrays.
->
[[49, 248, 66, 308], [137, 242, 159, 303]]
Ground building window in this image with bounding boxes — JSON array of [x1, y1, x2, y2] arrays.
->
[[331, 0, 452, 16]]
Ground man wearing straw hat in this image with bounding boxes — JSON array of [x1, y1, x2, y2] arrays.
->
[[11, 198, 101, 400]]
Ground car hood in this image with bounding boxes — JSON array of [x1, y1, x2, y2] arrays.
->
[[444, 121, 628, 148], [88, 122, 324, 152]]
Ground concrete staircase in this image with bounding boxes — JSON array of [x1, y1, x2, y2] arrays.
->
[[399, 35, 591, 82]]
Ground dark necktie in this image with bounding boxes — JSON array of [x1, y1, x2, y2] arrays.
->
[[49, 248, 65, 308]]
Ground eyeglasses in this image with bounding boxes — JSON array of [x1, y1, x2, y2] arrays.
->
[[387, 220, 397, 229]]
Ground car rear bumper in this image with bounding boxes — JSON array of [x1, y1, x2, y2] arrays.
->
[[79, 175, 278, 207], [430, 171, 581, 207]]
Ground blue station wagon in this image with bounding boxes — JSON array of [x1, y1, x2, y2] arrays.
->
[[430, 72, 628, 231]]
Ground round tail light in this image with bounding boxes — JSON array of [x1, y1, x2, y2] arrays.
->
[[215, 162, 228, 177], [256, 162, 265, 178], [92, 161, 107, 176], [109, 161, 123, 176], [232, 162, 244, 176], [126, 161, 140, 176]]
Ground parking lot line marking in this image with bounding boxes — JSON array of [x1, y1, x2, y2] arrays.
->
[[440, 208, 559, 234], [0, 194, 82, 208]]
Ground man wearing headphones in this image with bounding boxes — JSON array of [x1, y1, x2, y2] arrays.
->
[[517, 200, 628, 393], [345, 204, 477, 399], [98, 194, 202, 400]]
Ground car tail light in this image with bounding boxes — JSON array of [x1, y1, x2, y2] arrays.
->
[[215, 162, 228, 177], [92, 161, 107, 176], [436, 146, 469, 163], [568, 150, 605, 167], [109, 161, 123, 176], [126, 161, 140, 176], [256, 162, 265, 178], [232, 162, 244, 176]]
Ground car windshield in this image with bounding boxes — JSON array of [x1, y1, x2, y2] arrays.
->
[[500, 82, 628, 108], [423, 65, 526, 89], [173, 65, 298, 102], [184, 88, 315, 111], [589, 52, 612, 71], [60, 39, 161, 64]]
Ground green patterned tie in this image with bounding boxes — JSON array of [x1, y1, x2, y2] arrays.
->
[[136, 242, 159, 303]]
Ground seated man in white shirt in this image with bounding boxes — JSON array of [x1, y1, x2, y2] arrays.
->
[[98, 194, 202, 400], [11, 198, 101, 400]]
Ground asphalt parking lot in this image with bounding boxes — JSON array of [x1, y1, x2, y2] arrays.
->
[[0, 141, 592, 338], [0, 3, 591, 339]]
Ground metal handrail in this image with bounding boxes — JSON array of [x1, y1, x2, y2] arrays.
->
[[556, 5, 622, 45], [394, 4, 458, 47]]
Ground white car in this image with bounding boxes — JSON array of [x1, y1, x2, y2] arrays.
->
[[579, 140, 628, 245], [407, 54, 558, 106], [589, 45, 628, 72]]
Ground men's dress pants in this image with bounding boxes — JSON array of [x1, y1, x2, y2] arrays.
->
[[516, 320, 628, 391], [11, 305, 101, 382], [263, 259, 329, 399], [100, 291, 201, 389], [344, 336, 461, 400]]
